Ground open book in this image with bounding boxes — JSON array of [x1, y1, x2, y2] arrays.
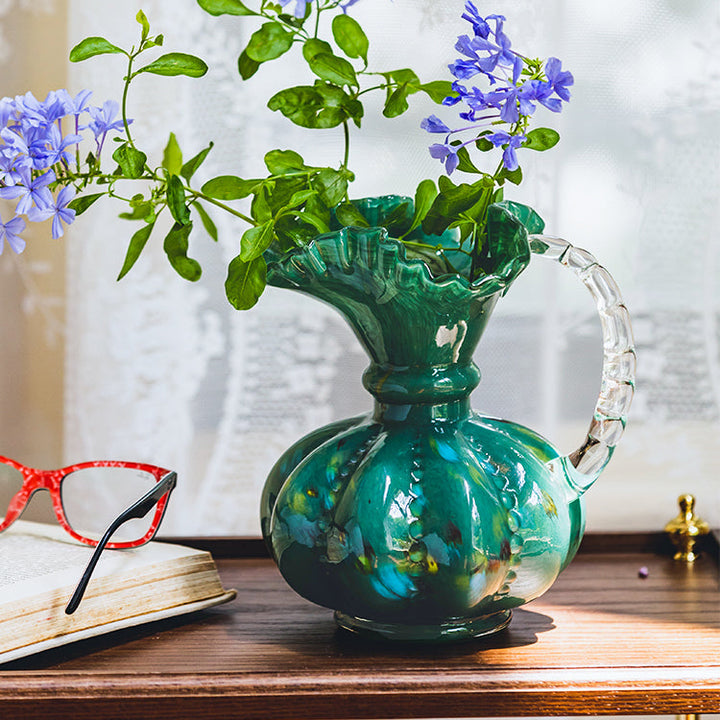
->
[[0, 519, 236, 664]]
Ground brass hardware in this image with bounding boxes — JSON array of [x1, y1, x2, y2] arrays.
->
[[664, 494, 709, 563]]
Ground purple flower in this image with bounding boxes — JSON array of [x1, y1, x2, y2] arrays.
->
[[87, 100, 125, 140], [461, 2, 492, 38], [0, 97, 15, 128], [545, 57, 574, 102], [0, 211, 26, 254], [277, 0, 308, 19], [450, 14, 522, 85], [28, 185, 76, 239], [429, 142, 459, 175], [15, 91, 67, 128], [341, 0, 361, 11], [0, 127, 37, 171], [486, 131, 526, 171], [423, 5, 572, 179], [45, 124, 83, 166], [526, 79, 562, 113], [0, 167, 55, 215], [421, 115, 452, 134], [57, 89, 93, 118]]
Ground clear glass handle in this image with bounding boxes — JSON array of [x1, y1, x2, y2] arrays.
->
[[529, 234, 636, 495]]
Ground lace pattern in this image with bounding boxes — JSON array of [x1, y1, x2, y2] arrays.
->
[[59, 0, 720, 534]]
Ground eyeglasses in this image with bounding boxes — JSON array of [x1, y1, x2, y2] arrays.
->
[[0, 457, 177, 614]]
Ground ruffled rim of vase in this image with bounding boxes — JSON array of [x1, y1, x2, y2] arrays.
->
[[265, 197, 543, 303]]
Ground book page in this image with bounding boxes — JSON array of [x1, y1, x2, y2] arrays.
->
[[0, 520, 235, 663], [0, 520, 209, 606]]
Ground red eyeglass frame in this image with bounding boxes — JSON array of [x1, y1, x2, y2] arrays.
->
[[0, 456, 174, 549]]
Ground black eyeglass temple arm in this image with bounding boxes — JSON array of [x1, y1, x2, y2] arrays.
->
[[65, 472, 177, 615]]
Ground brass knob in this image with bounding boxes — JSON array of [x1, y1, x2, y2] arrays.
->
[[664, 494, 709, 563]]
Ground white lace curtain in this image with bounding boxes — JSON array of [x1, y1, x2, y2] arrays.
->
[[0, 0, 67, 470], [2, 0, 719, 535]]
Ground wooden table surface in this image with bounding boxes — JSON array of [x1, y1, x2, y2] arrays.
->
[[1, 543, 719, 719]]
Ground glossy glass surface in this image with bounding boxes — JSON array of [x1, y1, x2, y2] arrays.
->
[[260, 197, 633, 641]]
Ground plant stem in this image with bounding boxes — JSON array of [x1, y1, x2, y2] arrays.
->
[[188, 189, 255, 226], [342, 120, 350, 169], [121, 54, 136, 147]]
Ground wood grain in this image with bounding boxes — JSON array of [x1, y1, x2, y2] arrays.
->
[[1, 547, 719, 719]]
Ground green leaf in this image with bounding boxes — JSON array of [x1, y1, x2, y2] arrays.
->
[[163, 221, 202, 281], [315, 82, 362, 123], [167, 174, 191, 225], [246, 22, 293, 63], [266, 176, 307, 214], [137, 53, 208, 78], [143, 35, 164, 50], [286, 189, 317, 208], [251, 187, 273, 223], [238, 49, 260, 79], [201, 175, 261, 200], [304, 194, 331, 230], [475, 135, 494, 152], [524, 127, 560, 151], [225, 254, 267, 310], [69, 36, 125, 62], [192, 202, 218, 241], [162, 132, 183, 176], [293, 209, 329, 235], [401, 179, 437, 238], [389, 68, 420, 88], [422, 182, 486, 236], [180, 141, 213, 182], [67, 192, 105, 216], [302, 38, 332, 63], [119, 194, 155, 222], [240, 221, 275, 261], [268, 85, 347, 129], [342, 95, 364, 127], [498, 165, 523, 186], [455, 146, 482, 174], [381, 201, 413, 234], [383, 84, 409, 118], [136, 10, 150, 42], [119, 199, 155, 222], [112, 143, 147, 179], [331, 14, 368, 61], [314, 168, 348, 207], [117, 221, 155, 280], [192, 200, 218, 242], [335, 202, 369, 228], [419, 80, 454, 104], [197, 0, 255, 15], [308, 53, 357, 87], [264, 149, 307, 175], [274, 215, 320, 250]]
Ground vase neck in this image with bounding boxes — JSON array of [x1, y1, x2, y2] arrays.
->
[[373, 396, 473, 424], [363, 361, 479, 410]]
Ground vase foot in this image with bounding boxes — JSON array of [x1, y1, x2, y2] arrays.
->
[[334, 609, 512, 642]]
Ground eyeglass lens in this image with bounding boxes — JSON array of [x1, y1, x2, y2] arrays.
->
[[60, 467, 160, 543], [0, 463, 24, 522]]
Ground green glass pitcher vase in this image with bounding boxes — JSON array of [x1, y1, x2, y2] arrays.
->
[[260, 196, 634, 642]]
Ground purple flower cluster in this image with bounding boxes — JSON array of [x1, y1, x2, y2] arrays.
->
[[0, 89, 125, 253], [422, 1, 573, 175]]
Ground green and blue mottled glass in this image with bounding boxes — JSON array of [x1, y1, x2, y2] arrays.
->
[[260, 196, 635, 642]]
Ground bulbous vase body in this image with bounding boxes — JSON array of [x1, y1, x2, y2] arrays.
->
[[260, 197, 633, 641]]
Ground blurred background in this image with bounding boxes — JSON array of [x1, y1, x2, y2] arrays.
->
[[1, 0, 718, 536]]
